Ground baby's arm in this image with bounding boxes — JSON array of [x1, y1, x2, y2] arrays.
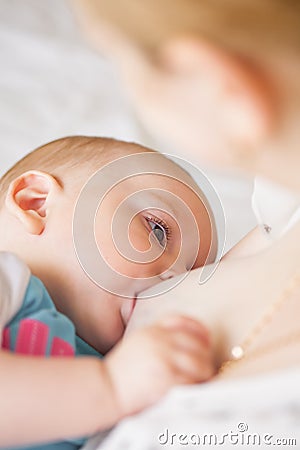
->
[[0, 315, 214, 448], [0, 350, 111, 447]]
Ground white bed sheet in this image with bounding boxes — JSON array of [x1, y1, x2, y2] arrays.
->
[[0, 0, 147, 172], [84, 367, 300, 450]]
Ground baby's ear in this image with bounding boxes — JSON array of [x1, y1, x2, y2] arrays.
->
[[5, 170, 62, 235]]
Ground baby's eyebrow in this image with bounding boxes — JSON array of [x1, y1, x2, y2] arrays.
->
[[139, 190, 177, 218]]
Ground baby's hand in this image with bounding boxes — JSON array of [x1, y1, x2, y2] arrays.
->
[[103, 315, 215, 419]]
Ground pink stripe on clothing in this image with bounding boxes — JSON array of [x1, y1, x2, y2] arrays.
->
[[15, 319, 49, 355], [2, 327, 11, 349], [51, 337, 75, 356]]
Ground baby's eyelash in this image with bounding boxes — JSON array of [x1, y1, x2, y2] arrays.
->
[[145, 215, 172, 241]]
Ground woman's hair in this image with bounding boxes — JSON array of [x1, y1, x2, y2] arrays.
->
[[82, 0, 300, 61]]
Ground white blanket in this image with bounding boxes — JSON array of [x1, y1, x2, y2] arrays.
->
[[84, 367, 300, 450]]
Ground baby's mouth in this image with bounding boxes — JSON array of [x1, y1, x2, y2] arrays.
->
[[120, 296, 137, 327]]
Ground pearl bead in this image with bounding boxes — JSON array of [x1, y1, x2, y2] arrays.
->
[[231, 346, 244, 359]]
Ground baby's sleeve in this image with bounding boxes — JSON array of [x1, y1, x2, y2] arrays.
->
[[0, 252, 30, 345]]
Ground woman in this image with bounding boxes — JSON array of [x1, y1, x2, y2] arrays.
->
[[73, 0, 300, 378]]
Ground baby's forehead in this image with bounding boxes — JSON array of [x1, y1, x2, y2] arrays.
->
[[101, 149, 200, 192], [81, 146, 206, 216], [101, 164, 205, 223], [109, 147, 198, 181]]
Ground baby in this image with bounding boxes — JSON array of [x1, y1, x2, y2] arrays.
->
[[0, 136, 217, 449]]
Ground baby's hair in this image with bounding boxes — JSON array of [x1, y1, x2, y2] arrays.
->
[[83, 0, 300, 61], [0, 136, 150, 207]]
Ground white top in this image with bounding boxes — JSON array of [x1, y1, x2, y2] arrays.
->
[[0, 252, 30, 345], [252, 177, 300, 239]]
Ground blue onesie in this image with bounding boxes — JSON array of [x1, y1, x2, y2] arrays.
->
[[0, 252, 102, 450]]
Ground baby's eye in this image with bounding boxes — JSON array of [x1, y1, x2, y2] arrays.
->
[[147, 218, 169, 248]]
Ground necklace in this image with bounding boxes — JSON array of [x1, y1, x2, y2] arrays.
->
[[218, 267, 300, 374]]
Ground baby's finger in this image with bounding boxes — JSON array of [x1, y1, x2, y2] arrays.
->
[[172, 350, 215, 383], [170, 330, 213, 360], [159, 315, 211, 347]]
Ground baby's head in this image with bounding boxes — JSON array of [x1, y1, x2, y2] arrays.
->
[[75, 0, 300, 189], [0, 136, 217, 353]]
